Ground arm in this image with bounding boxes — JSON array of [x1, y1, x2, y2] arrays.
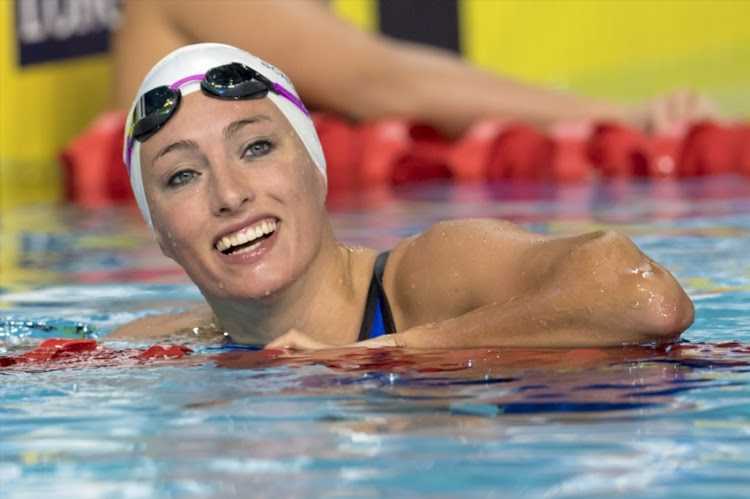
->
[[115, 0, 713, 136], [106, 304, 222, 343], [267, 220, 694, 351], [377, 220, 694, 349]]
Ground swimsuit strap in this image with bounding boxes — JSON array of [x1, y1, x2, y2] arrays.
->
[[357, 251, 397, 341]]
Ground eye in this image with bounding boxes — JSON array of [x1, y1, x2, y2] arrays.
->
[[167, 170, 198, 187], [243, 139, 274, 158]]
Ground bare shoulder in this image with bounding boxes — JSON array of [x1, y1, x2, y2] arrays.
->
[[401, 218, 540, 251], [385, 218, 546, 328], [106, 304, 224, 344], [389, 218, 544, 276]]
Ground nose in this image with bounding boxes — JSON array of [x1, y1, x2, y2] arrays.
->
[[208, 163, 254, 216]]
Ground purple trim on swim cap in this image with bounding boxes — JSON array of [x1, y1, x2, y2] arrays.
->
[[170, 73, 206, 90], [273, 82, 311, 118], [126, 136, 132, 175]]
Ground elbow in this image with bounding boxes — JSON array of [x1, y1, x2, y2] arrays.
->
[[571, 230, 695, 345], [638, 285, 695, 344], [614, 238, 695, 344], [331, 38, 424, 122]]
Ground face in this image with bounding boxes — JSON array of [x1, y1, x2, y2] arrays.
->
[[139, 92, 328, 301]]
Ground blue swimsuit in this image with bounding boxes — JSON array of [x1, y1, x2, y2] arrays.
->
[[357, 251, 397, 341]]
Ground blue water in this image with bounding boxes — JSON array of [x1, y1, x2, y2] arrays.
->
[[1, 176, 749, 498]]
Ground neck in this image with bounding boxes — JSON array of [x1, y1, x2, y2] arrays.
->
[[206, 241, 375, 346]]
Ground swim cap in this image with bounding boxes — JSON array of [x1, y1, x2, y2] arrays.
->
[[123, 43, 326, 230]]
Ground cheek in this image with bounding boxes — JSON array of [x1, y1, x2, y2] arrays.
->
[[150, 197, 200, 258], [152, 215, 183, 259], [293, 151, 326, 204]]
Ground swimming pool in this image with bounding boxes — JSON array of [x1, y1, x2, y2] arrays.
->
[[2, 175, 749, 498]]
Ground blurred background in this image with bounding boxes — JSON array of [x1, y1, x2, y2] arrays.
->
[[1, 0, 749, 208]]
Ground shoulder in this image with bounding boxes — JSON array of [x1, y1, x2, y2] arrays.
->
[[383, 218, 545, 328], [401, 218, 540, 251], [389, 218, 544, 276], [106, 305, 223, 344]]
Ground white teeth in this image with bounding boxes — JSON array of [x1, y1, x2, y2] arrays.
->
[[217, 236, 231, 252], [232, 239, 263, 255], [215, 219, 277, 253]]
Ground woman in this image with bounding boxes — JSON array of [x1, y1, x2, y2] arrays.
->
[[110, 43, 694, 350]]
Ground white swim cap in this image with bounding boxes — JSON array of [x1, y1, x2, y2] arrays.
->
[[123, 43, 326, 230]]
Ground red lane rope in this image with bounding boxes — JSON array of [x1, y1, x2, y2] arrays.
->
[[61, 112, 750, 207]]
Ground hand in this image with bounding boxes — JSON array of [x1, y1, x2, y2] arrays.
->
[[264, 328, 336, 351], [630, 89, 716, 134], [264, 328, 401, 351]]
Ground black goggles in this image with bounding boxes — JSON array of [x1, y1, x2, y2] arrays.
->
[[126, 62, 309, 164]]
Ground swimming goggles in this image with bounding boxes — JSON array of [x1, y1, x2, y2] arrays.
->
[[126, 62, 310, 167]]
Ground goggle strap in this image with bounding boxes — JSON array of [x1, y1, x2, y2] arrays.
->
[[273, 83, 310, 118], [126, 136, 132, 174], [170, 73, 206, 90]]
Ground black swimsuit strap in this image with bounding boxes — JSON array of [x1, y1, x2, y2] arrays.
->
[[357, 251, 397, 341], [373, 251, 397, 335]]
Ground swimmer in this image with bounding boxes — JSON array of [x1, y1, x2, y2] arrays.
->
[[109, 43, 695, 350], [113, 0, 715, 137]]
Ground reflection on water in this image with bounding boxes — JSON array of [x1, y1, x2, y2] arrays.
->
[[1, 175, 750, 497]]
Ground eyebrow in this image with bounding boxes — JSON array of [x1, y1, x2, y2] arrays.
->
[[154, 139, 200, 162], [152, 115, 273, 162], [223, 115, 272, 140]]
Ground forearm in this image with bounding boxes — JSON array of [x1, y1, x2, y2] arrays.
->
[[368, 292, 681, 350], [362, 303, 628, 350]]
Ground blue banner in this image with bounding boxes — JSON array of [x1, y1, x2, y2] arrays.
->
[[15, 0, 120, 66]]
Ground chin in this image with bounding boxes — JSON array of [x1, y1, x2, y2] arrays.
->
[[203, 271, 297, 302]]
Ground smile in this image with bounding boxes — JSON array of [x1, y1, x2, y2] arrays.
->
[[215, 218, 277, 255]]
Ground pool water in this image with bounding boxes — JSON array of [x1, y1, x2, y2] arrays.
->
[[1, 176, 749, 498]]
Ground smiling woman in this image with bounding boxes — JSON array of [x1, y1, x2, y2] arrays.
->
[[109, 43, 695, 350]]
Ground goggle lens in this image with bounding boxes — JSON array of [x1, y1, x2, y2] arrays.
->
[[142, 86, 178, 117], [202, 63, 270, 99], [132, 86, 180, 141]]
